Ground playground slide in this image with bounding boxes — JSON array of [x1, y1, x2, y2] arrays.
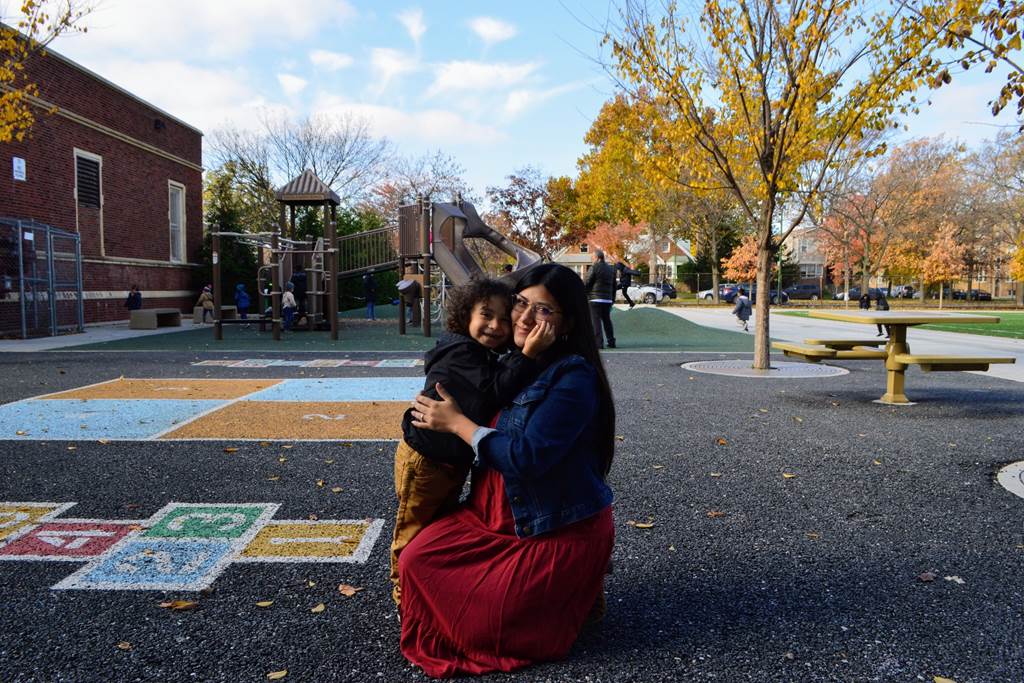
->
[[430, 202, 542, 287], [431, 238, 479, 287]]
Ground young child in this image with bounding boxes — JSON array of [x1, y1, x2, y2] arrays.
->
[[732, 287, 752, 332], [390, 277, 555, 606], [281, 282, 297, 330], [195, 285, 214, 323], [234, 283, 250, 320]]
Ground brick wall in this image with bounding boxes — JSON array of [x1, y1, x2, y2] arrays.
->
[[0, 47, 204, 328]]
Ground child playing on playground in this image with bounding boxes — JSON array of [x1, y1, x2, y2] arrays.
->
[[234, 283, 250, 320], [389, 277, 556, 607], [196, 285, 214, 324], [282, 282, 297, 330]]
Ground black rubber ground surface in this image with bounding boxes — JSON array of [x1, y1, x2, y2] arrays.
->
[[0, 350, 1022, 682]]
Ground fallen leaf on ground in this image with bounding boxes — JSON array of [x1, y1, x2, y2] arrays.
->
[[944, 575, 965, 585], [668, 545, 676, 551], [223, 447, 238, 453], [758, 408, 768, 413], [259, 441, 271, 447], [98, 439, 110, 444], [707, 510, 727, 518], [709, 472, 723, 478], [307, 580, 316, 588], [688, 376, 696, 380], [783, 651, 795, 661], [806, 532, 821, 540], [127, 524, 144, 532], [116, 641, 132, 650], [627, 520, 654, 529], [266, 476, 280, 481], [873, 459, 882, 465], [324, 459, 335, 464], [331, 487, 343, 493], [782, 473, 797, 479], [67, 445, 76, 451], [158, 600, 198, 610], [308, 514, 318, 521], [310, 603, 326, 613], [615, 435, 625, 441], [316, 480, 324, 487], [267, 671, 288, 680], [830, 401, 840, 407], [256, 600, 274, 608], [652, 465, 664, 470], [338, 584, 364, 597], [278, 457, 287, 463], [917, 571, 937, 583], [715, 438, 727, 446], [281, 444, 293, 449], [933, 677, 957, 683], [793, 416, 803, 423]]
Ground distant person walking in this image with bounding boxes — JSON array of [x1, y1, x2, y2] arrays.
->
[[585, 248, 616, 349], [615, 261, 640, 309], [363, 272, 377, 321], [858, 292, 871, 310], [290, 263, 308, 317], [875, 291, 890, 336], [234, 283, 250, 320], [124, 285, 142, 311], [196, 285, 214, 324], [732, 288, 752, 332], [282, 282, 297, 330]]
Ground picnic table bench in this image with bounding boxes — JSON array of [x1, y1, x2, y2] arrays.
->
[[792, 310, 1017, 404], [129, 308, 182, 330]]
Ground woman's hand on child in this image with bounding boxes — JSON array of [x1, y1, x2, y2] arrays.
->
[[522, 321, 556, 359], [411, 383, 466, 434]]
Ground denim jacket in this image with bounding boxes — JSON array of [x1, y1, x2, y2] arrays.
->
[[471, 354, 614, 538]]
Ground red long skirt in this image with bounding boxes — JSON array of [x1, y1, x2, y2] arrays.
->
[[398, 466, 614, 678]]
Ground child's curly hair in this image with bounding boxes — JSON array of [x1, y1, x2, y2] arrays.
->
[[445, 277, 514, 337]]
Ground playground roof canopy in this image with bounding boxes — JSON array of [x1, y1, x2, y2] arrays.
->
[[275, 169, 340, 206]]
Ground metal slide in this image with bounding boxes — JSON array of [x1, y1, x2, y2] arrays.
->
[[430, 202, 541, 287]]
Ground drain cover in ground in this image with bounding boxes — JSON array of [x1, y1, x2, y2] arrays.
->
[[997, 461, 1024, 501], [681, 359, 849, 378]]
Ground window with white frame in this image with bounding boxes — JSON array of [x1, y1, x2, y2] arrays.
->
[[661, 239, 671, 252], [168, 182, 185, 263], [580, 243, 589, 253]]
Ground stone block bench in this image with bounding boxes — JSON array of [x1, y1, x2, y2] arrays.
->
[[129, 308, 182, 330]]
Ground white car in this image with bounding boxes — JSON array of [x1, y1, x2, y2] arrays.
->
[[617, 284, 663, 305]]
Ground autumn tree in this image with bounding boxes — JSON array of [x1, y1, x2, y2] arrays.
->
[[975, 129, 1024, 304], [486, 167, 570, 260], [360, 151, 473, 222], [584, 220, 647, 262], [606, 0, 951, 368], [921, 223, 965, 307], [1, 0, 90, 142]]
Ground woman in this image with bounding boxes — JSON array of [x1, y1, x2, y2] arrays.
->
[[402, 263, 616, 678]]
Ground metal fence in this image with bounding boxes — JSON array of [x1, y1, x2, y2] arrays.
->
[[0, 218, 84, 339]]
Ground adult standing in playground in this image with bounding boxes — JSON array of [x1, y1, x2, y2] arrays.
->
[[614, 260, 640, 309], [363, 272, 377, 321], [402, 263, 616, 678], [585, 249, 616, 349]]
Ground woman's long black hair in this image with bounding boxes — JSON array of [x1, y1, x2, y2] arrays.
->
[[514, 263, 616, 477]]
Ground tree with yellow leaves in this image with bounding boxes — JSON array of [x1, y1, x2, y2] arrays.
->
[[607, 0, 951, 368], [1, 1, 90, 143], [921, 224, 965, 308]]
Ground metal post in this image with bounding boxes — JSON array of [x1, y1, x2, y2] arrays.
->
[[212, 233, 223, 340], [271, 232, 281, 341], [398, 256, 406, 336], [420, 198, 431, 338], [17, 222, 26, 339], [46, 228, 56, 336], [74, 233, 84, 332], [327, 203, 338, 341]]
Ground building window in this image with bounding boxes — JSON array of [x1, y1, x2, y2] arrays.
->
[[74, 151, 101, 208], [168, 182, 185, 263], [580, 243, 589, 253], [799, 263, 823, 278], [661, 240, 671, 252]]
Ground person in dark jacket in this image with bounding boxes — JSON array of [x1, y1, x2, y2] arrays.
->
[[290, 263, 308, 317], [234, 283, 250, 320], [732, 287, 752, 331], [585, 249, 616, 348], [858, 292, 871, 310], [390, 277, 555, 606], [615, 261, 640, 309], [124, 285, 142, 311], [875, 291, 890, 336], [363, 272, 377, 320]]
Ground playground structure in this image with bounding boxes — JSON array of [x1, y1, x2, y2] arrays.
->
[[208, 170, 541, 341]]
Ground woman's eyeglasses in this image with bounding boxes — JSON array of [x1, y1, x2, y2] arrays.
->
[[512, 295, 560, 321]]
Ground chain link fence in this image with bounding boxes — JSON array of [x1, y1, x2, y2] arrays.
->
[[0, 218, 83, 339]]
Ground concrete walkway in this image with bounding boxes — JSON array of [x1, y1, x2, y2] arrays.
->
[[661, 305, 1024, 383], [0, 319, 201, 352]]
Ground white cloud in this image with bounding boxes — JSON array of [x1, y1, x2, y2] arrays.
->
[[397, 8, 427, 47], [430, 61, 540, 94], [314, 94, 503, 145], [52, 0, 356, 61], [468, 17, 517, 46], [277, 74, 308, 96], [502, 82, 590, 119], [369, 48, 420, 95], [309, 49, 353, 71]]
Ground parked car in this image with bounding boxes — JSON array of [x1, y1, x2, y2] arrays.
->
[[697, 283, 741, 303], [750, 287, 790, 304], [965, 288, 992, 301], [656, 281, 678, 299], [783, 283, 822, 300], [890, 284, 915, 299], [833, 287, 884, 301], [617, 284, 664, 305]]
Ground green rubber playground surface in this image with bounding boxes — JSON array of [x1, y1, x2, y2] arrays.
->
[[61, 307, 753, 353], [779, 309, 1024, 340]]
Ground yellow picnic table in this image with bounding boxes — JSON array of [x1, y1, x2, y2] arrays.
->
[[806, 310, 1011, 405]]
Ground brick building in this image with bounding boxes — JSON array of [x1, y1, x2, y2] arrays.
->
[[0, 40, 203, 325]]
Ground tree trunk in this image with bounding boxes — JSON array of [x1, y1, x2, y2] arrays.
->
[[648, 224, 657, 285], [938, 282, 944, 310], [1017, 280, 1023, 306], [752, 240, 773, 370], [710, 229, 720, 304]]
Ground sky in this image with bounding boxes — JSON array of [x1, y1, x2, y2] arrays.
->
[[45, 0, 1022, 202]]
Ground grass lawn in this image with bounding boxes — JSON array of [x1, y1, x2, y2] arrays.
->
[[778, 309, 1024, 340], [62, 305, 755, 353]]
